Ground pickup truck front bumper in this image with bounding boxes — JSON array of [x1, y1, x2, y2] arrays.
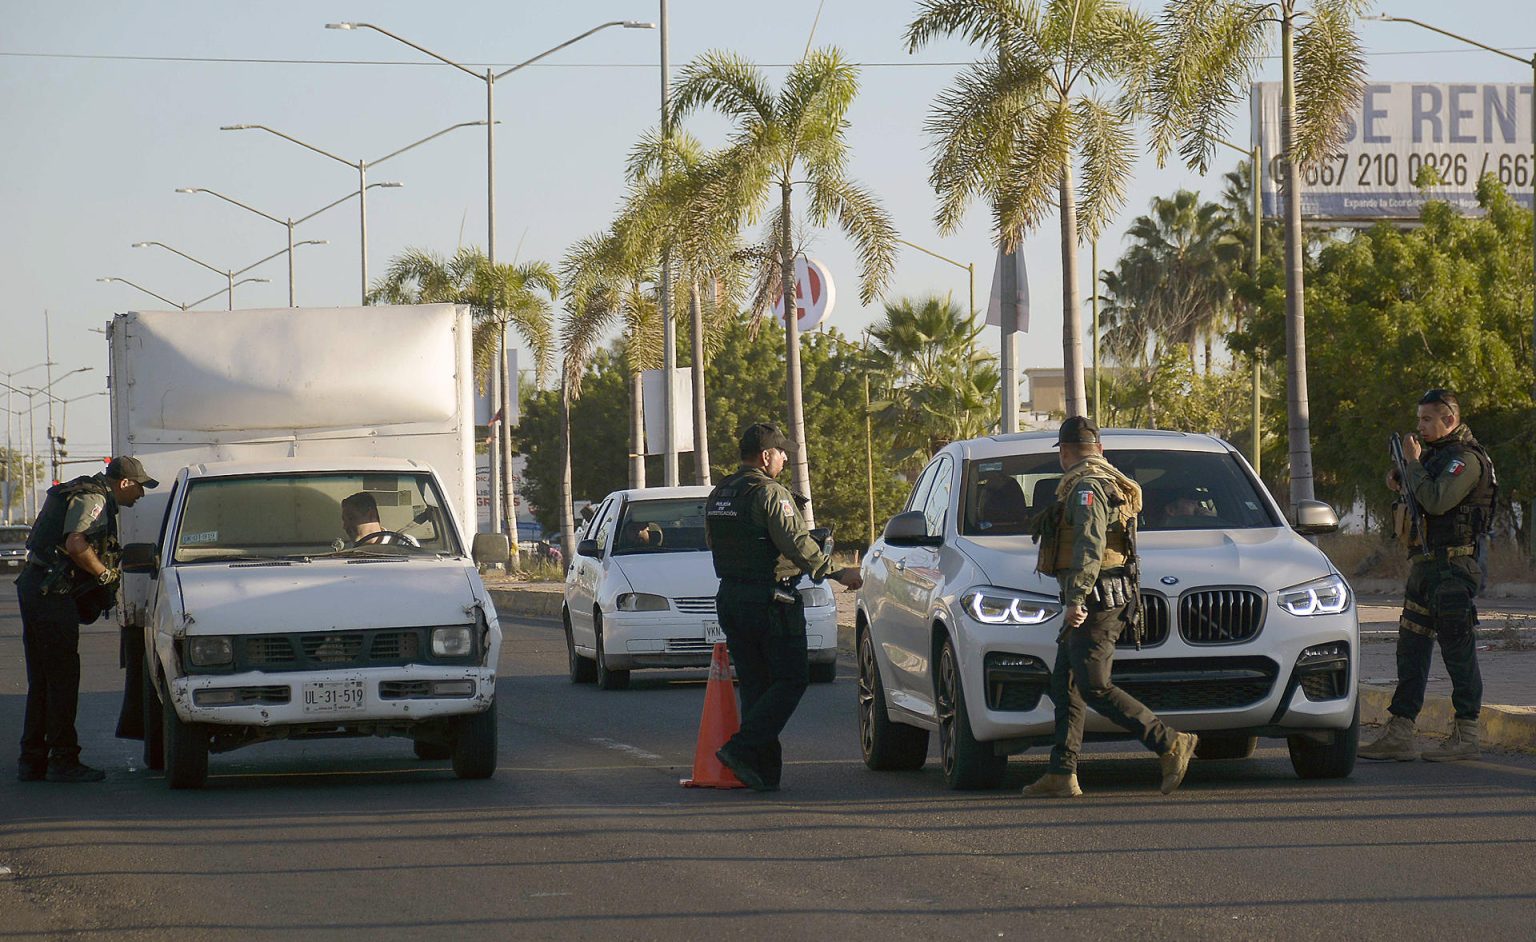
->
[[167, 664, 496, 728]]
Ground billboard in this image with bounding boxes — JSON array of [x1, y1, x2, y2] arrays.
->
[[1253, 81, 1534, 220]]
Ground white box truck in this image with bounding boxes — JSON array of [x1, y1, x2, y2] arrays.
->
[[106, 304, 509, 788]]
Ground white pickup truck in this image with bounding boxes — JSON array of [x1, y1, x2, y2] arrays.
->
[[108, 304, 508, 788]]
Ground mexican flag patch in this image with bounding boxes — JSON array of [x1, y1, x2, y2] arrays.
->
[[1448, 459, 1466, 476], [1078, 490, 1094, 507]]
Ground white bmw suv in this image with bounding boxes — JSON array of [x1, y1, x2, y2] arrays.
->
[[856, 429, 1357, 789]]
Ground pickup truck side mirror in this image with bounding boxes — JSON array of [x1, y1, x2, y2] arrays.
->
[[1292, 500, 1340, 535], [472, 532, 510, 566], [121, 542, 159, 576], [883, 510, 942, 547], [576, 538, 602, 559]]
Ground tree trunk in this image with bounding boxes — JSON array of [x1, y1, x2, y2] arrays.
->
[[627, 366, 646, 489], [780, 181, 815, 526], [559, 375, 576, 566], [1280, 12, 1316, 512], [498, 326, 520, 571], [487, 338, 504, 544], [1058, 168, 1087, 418], [689, 279, 711, 485]]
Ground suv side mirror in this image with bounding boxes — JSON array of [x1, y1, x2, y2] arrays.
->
[[472, 532, 510, 566], [576, 538, 602, 559], [1293, 500, 1340, 535], [883, 510, 941, 547], [121, 542, 159, 576]]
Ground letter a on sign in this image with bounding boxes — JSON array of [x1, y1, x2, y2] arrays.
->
[[772, 257, 837, 332]]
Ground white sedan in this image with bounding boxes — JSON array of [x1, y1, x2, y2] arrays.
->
[[562, 486, 840, 690]]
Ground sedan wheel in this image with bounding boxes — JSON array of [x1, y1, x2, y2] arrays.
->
[[936, 638, 1006, 790], [565, 610, 596, 684], [594, 611, 630, 691]]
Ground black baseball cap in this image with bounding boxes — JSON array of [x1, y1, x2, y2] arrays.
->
[[106, 455, 159, 488], [1055, 416, 1101, 446], [739, 423, 792, 459]]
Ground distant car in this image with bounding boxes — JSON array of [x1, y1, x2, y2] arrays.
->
[[856, 429, 1358, 789], [1, 525, 29, 573], [563, 486, 840, 690]]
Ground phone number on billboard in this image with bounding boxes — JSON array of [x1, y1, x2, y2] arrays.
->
[[1301, 152, 1535, 190]]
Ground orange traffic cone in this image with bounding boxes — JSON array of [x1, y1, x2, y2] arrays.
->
[[681, 642, 746, 789]]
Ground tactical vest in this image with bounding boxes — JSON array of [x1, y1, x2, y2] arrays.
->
[[1420, 431, 1497, 550], [26, 475, 118, 569], [705, 468, 781, 582], [1036, 471, 1135, 577]]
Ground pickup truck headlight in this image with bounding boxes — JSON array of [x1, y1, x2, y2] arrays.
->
[[188, 636, 233, 667], [1278, 574, 1351, 616], [431, 626, 474, 657], [961, 587, 1061, 626], [616, 592, 669, 612]]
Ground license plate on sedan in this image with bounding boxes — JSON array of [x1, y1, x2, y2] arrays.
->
[[703, 619, 725, 645], [301, 679, 365, 714]]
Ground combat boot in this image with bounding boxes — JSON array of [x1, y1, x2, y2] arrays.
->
[[1422, 718, 1481, 762], [1021, 772, 1082, 799], [1359, 715, 1419, 761], [1159, 733, 1199, 794]]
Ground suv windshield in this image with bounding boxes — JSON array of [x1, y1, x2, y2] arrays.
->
[[172, 472, 461, 562], [961, 448, 1280, 536], [612, 497, 708, 555]]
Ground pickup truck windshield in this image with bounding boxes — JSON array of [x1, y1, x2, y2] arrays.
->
[[172, 472, 462, 563]]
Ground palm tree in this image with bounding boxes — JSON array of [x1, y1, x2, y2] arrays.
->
[[1151, 0, 1367, 511], [906, 0, 1158, 420], [671, 48, 898, 526]]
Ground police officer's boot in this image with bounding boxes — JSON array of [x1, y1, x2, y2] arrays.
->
[[1359, 715, 1419, 761], [1021, 772, 1082, 799], [1422, 717, 1480, 762]]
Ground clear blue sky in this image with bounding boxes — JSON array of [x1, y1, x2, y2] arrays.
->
[[2, 0, 1532, 470]]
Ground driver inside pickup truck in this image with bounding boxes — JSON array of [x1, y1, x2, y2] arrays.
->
[[340, 492, 417, 548]]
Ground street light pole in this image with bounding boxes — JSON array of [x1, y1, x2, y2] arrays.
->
[[131, 241, 320, 310], [1, 361, 50, 523]]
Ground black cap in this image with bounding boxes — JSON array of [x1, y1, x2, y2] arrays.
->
[[1054, 416, 1101, 446], [105, 455, 159, 489], [739, 422, 792, 459]]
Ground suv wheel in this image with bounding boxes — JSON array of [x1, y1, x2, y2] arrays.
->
[[1288, 701, 1359, 779], [565, 609, 596, 684], [594, 611, 630, 691], [936, 638, 1007, 789], [857, 628, 928, 771]]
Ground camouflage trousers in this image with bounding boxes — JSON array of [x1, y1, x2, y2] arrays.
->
[[1389, 555, 1483, 722]]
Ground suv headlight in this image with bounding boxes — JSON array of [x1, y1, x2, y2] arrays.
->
[[1277, 574, 1351, 616], [188, 636, 233, 667], [431, 625, 474, 657], [961, 587, 1061, 626], [616, 592, 669, 612]]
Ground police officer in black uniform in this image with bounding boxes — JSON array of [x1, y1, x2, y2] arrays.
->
[[705, 423, 862, 791], [16, 455, 155, 782]]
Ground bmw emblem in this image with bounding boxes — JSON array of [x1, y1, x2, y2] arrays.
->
[[1160, 576, 1180, 586]]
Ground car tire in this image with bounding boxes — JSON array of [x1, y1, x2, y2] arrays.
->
[[594, 611, 630, 691], [858, 628, 928, 771], [162, 682, 209, 790], [1195, 733, 1258, 761], [565, 609, 596, 684], [142, 658, 165, 771], [936, 637, 1007, 790], [1288, 701, 1359, 780], [451, 706, 498, 779], [413, 739, 452, 761], [809, 660, 837, 684]]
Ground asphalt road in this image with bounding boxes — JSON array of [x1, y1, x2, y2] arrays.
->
[[3, 592, 1536, 941]]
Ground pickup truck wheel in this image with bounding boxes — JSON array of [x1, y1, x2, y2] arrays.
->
[[451, 706, 498, 779], [1288, 701, 1359, 780], [142, 660, 165, 771], [1195, 734, 1258, 761], [413, 740, 452, 761], [162, 685, 209, 789], [565, 610, 596, 684], [594, 612, 630, 691], [936, 638, 1006, 790], [858, 628, 928, 771]]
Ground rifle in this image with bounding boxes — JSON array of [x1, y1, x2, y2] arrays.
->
[[1389, 432, 1427, 549]]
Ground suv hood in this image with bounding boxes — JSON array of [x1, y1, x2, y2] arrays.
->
[[958, 527, 1335, 595], [173, 558, 479, 635]]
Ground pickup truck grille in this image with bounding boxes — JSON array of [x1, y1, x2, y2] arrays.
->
[[212, 628, 455, 674]]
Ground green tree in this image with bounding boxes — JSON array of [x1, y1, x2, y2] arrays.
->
[[518, 348, 633, 536], [671, 47, 898, 526], [2, 447, 45, 521], [906, 0, 1158, 419]]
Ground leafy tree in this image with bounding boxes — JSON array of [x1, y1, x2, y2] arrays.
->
[[517, 348, 632, 535], [906, 0, 1158, 419], [2, 447, 45, 521]]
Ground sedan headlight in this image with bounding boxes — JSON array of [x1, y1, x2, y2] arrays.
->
[[188, 636, 233, 667], [961, 587, 1061, 626], [800, 584, 834, 608], [616, 592, 670, 612], [1277, 574, 1351, 616], [431, 625, 474, 657]]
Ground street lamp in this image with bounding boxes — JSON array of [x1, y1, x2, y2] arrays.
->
[[895, 238, 976, 319], [220, 121, 487, 304], [176, 182, 402, 306], [132, 240, 322, 310], [327, 18, 655, 541], [2, 368, 91, 519], [98, 276, 273, 312], [1, 360, 51, 524]]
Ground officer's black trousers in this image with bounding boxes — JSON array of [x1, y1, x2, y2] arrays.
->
[[1047, 604, 1177, 776], [16, 566, 84, 767], [716, 581, 809, 786], [1390, 556, 1484, 721]]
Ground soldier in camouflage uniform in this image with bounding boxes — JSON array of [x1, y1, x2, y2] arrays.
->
[[705, 423, 862, 792], [16, 455, 155, 783], [1361, 389, 1496, 763], [1022, 418, 1198, 799]]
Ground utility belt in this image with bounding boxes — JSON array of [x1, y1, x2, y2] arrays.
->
[[720, 574, 802, 605], [1089, 568, 1134, 611], [1410, 544, 1476, 564]]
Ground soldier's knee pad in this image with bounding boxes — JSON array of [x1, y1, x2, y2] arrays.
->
[[1431, 578, 1476, 642]]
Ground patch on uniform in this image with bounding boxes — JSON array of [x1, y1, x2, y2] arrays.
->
[[780, 498, 794, 516], [82, 502, 104, 522], [1447, 459, 1466, 476], [1078, 490, 1094, 507]]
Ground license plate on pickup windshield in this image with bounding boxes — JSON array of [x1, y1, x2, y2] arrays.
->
[[301, 679, 366, 714], [703, 619, 725, 645]]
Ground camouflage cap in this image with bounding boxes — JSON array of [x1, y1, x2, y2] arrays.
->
[[105, 455, 159, 488], [1054, 416, 1101, 446]]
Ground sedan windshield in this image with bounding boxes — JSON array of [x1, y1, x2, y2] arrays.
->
[[612, 498, 709, 555], [172, 472, 462, 562], [961, 448, 1280, 536]]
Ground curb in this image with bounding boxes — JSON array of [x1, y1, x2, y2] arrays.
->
[[486, 585, 564, 621], [1360, 684, 1536, 754]]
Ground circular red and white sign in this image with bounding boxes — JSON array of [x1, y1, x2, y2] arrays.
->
[[771, 257, 836, 332]]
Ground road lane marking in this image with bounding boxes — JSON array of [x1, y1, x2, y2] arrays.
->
[[587, 738, 664, 761]]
